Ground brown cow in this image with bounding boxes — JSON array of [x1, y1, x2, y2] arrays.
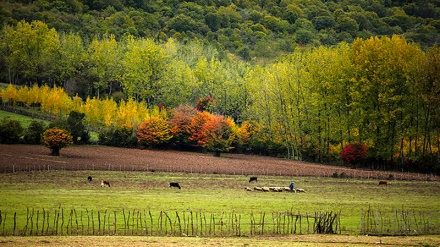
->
[[378, 180, 387, 186], [101, 180, 111, 187]]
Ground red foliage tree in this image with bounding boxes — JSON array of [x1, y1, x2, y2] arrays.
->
[[198, 114, 236, 156], [43, 127, 73, 156], [168, 105, 198, 148], [137, 117, 173, 148], [341, 143, 368, 164]]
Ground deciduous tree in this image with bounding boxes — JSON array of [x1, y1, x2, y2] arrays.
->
[[43, 127, 73, 156], [137, 117, 173, 148], [198, 114, 236, 156]]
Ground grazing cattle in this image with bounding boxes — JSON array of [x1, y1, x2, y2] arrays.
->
[[170, 182, 181, 189], [379, 180, 387, 186], [101, 180, 110, 187], [88, 176, 92, 182], [249, 177, 258, 183]]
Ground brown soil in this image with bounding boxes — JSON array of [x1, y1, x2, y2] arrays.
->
[[0, 144, 437, 181]]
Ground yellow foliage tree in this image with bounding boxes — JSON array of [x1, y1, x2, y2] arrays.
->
[[0, 84, 17, 105]]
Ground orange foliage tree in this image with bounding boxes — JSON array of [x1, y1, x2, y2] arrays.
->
[[168, 105, 198, 149], [136, 117, 173, 148], [42, 127, 73, 156], [198, 114, 236, 156], [187, 111, 214, 147]]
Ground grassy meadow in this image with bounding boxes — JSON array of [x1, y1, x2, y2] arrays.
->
[[1, 170, 439, 236], [0, 110, 50, 128]]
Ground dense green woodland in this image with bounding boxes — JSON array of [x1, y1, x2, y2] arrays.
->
[[0, 0, 439, 174], [1, 0, 439, 61]]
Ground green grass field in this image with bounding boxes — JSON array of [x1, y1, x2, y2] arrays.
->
[[1, 170, 439, 238], [0, 110, 50, 128]]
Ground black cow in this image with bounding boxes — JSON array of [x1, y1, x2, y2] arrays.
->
[[249, 177, 257, 183], [88, 176, 92, 182], [169, 182, 181, 189]]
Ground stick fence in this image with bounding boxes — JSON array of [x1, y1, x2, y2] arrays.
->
[[0, 208, 340, 237]]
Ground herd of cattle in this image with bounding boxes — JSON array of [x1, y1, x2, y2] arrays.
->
[[87, 176, 388, 190]]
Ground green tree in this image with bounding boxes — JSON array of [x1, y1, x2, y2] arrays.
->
[[66, 111, 89, 144], [23, 120, 47, 144], [0, 118, 24, 144], [87, 34, 123, 97], [0, 20, 60, 85], [59, 32, 86, 90], [121, 36, 167, 106]]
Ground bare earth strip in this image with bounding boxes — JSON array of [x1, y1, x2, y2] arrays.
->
[[1, 235, 439, 246], [0, 144, 437, 181]]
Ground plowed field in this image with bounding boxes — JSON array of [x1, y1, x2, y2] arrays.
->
[[0, 144, 437, 181]]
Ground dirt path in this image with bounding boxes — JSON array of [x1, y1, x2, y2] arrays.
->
[[1, 235, 439, 246]]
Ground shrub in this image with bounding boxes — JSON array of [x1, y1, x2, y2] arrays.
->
[[50, 111, 89, 144], [23, 120, 46, 144], [66, 111, 89, 144], [99, 124, 137, 148], [341, 143, 368, 165], [0, 117, 24, 144]]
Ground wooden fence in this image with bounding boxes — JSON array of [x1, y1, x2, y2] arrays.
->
[[0, 208, 340, 236], [360, 206, 440, 235]]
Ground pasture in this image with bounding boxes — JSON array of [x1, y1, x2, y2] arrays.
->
[[1, 144, 440, 246], [1, 170, 439, 236], [0, 110, 50, 128]]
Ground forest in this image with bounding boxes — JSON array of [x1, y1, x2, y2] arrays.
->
[[0, 0, 439, 174]]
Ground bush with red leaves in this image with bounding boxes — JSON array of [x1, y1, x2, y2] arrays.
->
[[341, 143, 368, 164]]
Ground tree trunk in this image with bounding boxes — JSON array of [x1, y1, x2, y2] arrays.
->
[[51, 147, 60, 156]]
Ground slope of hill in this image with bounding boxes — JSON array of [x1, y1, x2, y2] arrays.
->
[[1, 0, 438, 61], [1, 144, 437, 181]]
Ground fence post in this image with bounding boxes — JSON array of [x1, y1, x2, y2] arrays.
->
[[13, 212, 16, 236], [113, 211, 117, 235]]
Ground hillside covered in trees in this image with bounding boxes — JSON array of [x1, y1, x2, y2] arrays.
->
[[1, 0, 439, 61], [0, 0, 439, 174]]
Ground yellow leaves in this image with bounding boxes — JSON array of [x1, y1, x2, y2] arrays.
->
[[43, 127, 73, 149], [0, 84, 17, 104], [137, 117, 173, 146]]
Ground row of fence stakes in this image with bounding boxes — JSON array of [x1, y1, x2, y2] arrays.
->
[[0, 208, 340, 237]]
